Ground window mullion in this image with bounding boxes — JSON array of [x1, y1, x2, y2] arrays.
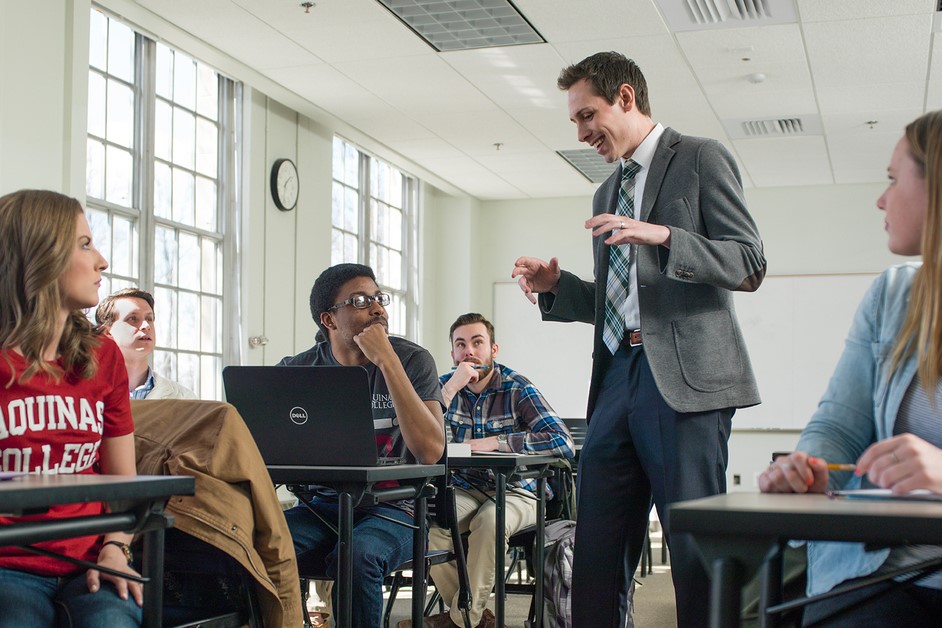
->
[[221, 79, 242, 369], [405, 177, 418, 340], [359, 152, 370, 265], [138, 34, 156, 292]]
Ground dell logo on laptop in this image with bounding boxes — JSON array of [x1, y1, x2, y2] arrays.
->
[[289, 406, 309, 425]]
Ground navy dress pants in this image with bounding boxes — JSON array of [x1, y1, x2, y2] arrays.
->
[[571, 344, 733, 628]]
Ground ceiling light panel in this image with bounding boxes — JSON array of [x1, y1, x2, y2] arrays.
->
[[376, 0, 545, 51], [557, 150, 618, 183]]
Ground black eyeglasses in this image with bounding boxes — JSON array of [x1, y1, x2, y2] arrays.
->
[[328, 292, 391, 311]]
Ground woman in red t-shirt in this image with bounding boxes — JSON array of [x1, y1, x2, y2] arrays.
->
[[0, 190, 141, 627]]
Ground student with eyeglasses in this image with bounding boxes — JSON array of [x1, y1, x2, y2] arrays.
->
[[278, 263, 445, 628]]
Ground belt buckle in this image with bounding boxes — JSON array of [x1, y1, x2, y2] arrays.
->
[[628, 329, 642, 347]]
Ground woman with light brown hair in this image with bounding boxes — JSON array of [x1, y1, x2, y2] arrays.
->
[[0, 190, 142, 626], [759, 111, 942, 625]]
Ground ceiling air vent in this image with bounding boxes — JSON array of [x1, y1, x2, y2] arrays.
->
[[687, 0, 771, 25], [742, 118, 803, 136], [723, 114, 822, 140], [557, 149, 618, 183], [654, 0, 797, 32]]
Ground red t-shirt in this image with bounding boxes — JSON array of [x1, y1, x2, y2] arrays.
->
[[0, 337, 133, 576]]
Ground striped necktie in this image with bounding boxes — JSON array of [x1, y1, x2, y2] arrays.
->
[[602, 159, 642, 354]]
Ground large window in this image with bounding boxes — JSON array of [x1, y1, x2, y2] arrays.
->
[[86, 9, 239, 399], [331, 137, 419, 339]]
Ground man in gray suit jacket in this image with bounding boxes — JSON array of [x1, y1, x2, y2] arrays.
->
[[513, 52, 766, 627]]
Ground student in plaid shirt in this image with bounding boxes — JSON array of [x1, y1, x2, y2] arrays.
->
[[413, 313, 574, 628]]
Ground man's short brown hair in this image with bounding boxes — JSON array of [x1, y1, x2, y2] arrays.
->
[[557, 51, 651, 116], [95, 287, 155, 330], [449, 313, 496, 345]]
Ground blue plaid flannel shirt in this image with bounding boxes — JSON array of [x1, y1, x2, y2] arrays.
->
[[129, 369, 156, 400], [440, 362, 574, 494]]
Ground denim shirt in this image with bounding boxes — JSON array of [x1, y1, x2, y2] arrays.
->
[[796, 262, 921, 595]]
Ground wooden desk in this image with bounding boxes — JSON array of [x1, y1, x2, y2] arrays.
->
[[268, 464, 444, 628], [669, 492, 942, 628], [448, 453, 558, 628], [0, 474, 194, 628]]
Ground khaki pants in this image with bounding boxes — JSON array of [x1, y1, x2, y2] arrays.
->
[[428, 487, 538, 626], [306, 580, 331, 619]]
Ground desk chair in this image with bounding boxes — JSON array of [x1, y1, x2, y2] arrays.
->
[[560, 418, 587, 480], [160, 528, 263, 628], [384, 481, 471, 628], [293, 465, 472, 628]]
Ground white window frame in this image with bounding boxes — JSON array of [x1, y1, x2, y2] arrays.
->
[[331, 137, 419, 340], [85, 8, 241, 399]]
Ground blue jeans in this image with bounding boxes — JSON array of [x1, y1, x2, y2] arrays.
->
[[284, 499, 416, 628], [0, 567, 141, 627]]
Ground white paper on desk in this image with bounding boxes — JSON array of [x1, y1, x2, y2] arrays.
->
[[0, 472, 25, 481], [470, 451, 520, 456], [447, 442, 471, 457], [828, 488, 942, 502]]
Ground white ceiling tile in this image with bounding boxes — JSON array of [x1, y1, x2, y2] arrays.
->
[[815, 81, 926, 115], [232, 0, 383, 26], [264, 64, 383, 120], [506, 106, 578, 151], [442, 44, 567, 111], [733, 136, 834, 186], [828, 131, 903, 184], [698, 62, 816, 119], [334, 55, 494, 115], [821, 108, 925, 137], [429, 157, 525, 199], [390, 137, 469, 163], [135, 0, 323, 70], [343, 110, 435, 143], [652, 93, 728, 144], [796, 0, 934, 22], [472, 151, 600, 198], [802, 15, 932, 86], [421, 110, 546, 155], [513, 0, 669, 42], [288, 19, 431, 63], [677, 24, 807, 69]]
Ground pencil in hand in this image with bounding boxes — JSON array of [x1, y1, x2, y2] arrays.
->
[[826, 463, 856, 471]]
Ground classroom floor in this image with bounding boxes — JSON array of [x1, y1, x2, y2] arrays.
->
[[314, 528, 678, 628]]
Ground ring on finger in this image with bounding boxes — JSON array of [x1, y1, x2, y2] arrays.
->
[[619, 221, 625, 229], [779, 462, 793, 471], [890, 451, 900, 464]]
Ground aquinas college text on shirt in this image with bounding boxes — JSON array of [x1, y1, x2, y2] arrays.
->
[[0, 394, 105, 474]]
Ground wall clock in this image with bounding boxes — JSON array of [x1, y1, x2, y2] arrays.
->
[[270, 158, 299, 211]]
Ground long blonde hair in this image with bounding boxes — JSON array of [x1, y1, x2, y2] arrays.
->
[[889, 111, 942, 397], [0, 190, 99, 384]]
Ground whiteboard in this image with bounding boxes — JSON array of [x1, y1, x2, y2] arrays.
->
[[493, 274, 877, 430], [733, 273, 876, 430], [493, 283, 594, 418]]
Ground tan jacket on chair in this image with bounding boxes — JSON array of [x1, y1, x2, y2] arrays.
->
[[132, 399, 302, 627]]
